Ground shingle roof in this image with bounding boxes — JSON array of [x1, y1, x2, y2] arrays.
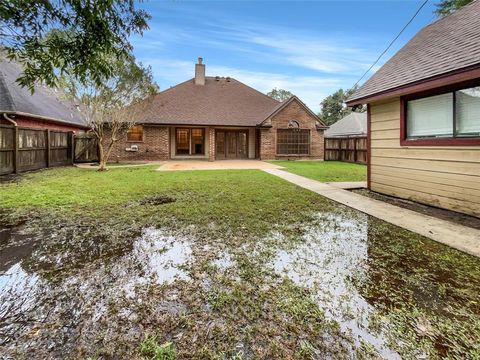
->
[[348, 0, 480, 103], [141, 76, 281, 126], [325, 112, 367, 137], [0, 59, 87, 127]]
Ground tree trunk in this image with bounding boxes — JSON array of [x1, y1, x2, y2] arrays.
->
[[98, 143, 107, 171]]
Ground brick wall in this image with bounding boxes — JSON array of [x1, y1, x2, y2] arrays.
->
[[259, 99, 325, 160], [0, 115, 85, 132], [106, 125, 170, 161], [208, 127, 215, 161]]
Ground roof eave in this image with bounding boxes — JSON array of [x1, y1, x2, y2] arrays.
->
[[346, 64, 480, 106], [1, 110, 89, 129]]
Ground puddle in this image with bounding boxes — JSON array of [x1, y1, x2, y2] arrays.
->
[[271, 213, 399, 358], [0, 226, 192, 357], [212, 252, 234, 271]]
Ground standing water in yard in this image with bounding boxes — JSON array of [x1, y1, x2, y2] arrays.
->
[[1, 208, 480, 358], [0, 168, 479, 359]]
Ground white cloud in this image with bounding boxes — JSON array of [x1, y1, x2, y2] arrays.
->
[[141, 58, 341, 112]]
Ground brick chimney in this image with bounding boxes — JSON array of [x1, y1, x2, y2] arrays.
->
[[194, 57, 205, 85]]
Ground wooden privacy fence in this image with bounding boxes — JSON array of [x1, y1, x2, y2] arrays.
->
[[74, 134, 98, 163], [0, 125, 73, 175], [324, 136, 367, 164]]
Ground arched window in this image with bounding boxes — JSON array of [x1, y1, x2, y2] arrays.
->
[[288, 120, 300, 129]]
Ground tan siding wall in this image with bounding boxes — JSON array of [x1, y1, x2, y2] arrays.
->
[[370, 98, 480, 218]]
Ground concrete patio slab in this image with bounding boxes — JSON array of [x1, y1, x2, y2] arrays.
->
[[325, 181, 367, 190], [75, 162, 164, 170], [264, 169, 480, 258], [157, 160, 284, 171]]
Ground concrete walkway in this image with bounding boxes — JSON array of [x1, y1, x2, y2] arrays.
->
[[157, 160, 283, 171], [264, 169, 480, 258], [325, 181, 367, 190]]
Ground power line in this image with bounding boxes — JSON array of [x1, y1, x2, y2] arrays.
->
[[352, 0, 429, 89]]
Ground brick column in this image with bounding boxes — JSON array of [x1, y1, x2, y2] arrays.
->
[[208, 127, 215, 161]]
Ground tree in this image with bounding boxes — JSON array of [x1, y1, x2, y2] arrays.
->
[[267, 88, 294, 102], [0, 0, 150, 91], [435, 0, 473, 17], [61, 53, 158, 171], [319, 86, 365, 126]]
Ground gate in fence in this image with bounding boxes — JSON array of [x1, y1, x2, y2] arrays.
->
[[73, 134, 98, 163], [0, 125, 73, 175], [324, 136, 367, 164]]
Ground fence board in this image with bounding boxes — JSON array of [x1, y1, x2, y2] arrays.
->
[[324, 136, 367, 164], [0, 125, 74, 175], [0, 126, 15, 175], [74, 135, 98, 162]]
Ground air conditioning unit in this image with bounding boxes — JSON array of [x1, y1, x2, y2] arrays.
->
[[126, 145, 139, 152]]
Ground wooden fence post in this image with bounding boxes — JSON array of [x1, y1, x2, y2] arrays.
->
[[46, 129, 51, 168], [13, 126, 19, 174], [353, 137, 357, 163], [70, 132, 75, 164]]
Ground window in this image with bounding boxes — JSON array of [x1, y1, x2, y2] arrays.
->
[[456, 87, 480, 136], [277, 129, 310, 155], [403, 84, 480, 145], [127, 125, 143, 142], [175, 128, 204, 155]]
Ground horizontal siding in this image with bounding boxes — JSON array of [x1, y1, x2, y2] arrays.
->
[[370, 98, 480, 217]]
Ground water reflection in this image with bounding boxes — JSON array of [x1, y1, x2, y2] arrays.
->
[[0, 227, 192, 357]]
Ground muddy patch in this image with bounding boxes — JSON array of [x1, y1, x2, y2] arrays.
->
[[138, 195, 176, 206]]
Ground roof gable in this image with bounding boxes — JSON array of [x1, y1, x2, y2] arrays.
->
[[260, 96, 327, 129], [0, 59, 87, 127], [348, 0, 480, 104]]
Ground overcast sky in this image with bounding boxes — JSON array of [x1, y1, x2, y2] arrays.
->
[[132, 0, 438, 111]]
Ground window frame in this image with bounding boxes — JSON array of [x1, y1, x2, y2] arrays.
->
[[400, 79, 480, 146], [126, 125, 144, 142], [175, 127, 205, 156], [276, 128, 310, 156]]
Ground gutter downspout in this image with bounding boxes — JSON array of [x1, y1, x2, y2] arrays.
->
[[3, 113, 18, 126]]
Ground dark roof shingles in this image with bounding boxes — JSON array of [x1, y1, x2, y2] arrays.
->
[[0, 59, 86, 127], [349, 0, 480, 102], [141, 76, 280, 126]]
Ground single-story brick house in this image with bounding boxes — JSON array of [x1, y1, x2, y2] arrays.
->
[[109, 58, 327, 161], [0, 59, 88, 132], [346, 1, 480, 218]]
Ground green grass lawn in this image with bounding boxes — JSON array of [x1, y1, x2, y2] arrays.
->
[[270, 160, 367, 182], [0, 166, 479, 359]]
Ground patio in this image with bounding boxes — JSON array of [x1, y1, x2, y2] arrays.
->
[[157, 159, 283, 171]]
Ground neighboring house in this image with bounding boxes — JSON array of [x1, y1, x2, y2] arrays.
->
[[325, 112, 367, 138], [346, 1, 480, 218], [109, 58, 327, 161], [0, 59, 87, 132]]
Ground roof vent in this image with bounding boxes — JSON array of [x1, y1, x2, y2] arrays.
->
[[226, 77, 231, 82], [215, 76, 220, 81]]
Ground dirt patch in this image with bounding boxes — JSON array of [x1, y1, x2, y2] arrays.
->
[[352, 189, 480, 230], [139, 195, 176, 206]]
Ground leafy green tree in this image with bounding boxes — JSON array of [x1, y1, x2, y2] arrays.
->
[[61, 53, 158, 171], [319, 86, 364, 126], [267, 88, 294, 102], [0, 0, 150, 91], [435, 0, 473, 17]]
